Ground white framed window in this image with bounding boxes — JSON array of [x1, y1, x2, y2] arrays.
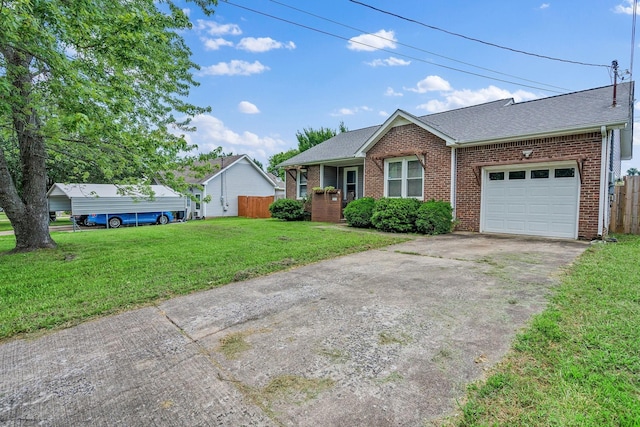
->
[[384, 157, 423, 199], [297, 169, 308, 199]]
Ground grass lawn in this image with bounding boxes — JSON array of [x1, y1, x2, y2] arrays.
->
[[0, 212, 12, 232], [0, 212, 73, 232], [0, 217, 406, 341], [453, 234, 640, 426]]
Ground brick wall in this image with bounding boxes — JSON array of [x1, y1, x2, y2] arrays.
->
[[455, 132, 603, 239], [284, 165, 321, 199], [364, 124, 451, 201]]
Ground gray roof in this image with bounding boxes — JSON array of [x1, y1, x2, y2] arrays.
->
[[279, 125, 380, 167], [420, 83, 633, 144], [280, 82, 633, 167]]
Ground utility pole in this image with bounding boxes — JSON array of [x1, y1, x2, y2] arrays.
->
[[612, 59, 619, 107]]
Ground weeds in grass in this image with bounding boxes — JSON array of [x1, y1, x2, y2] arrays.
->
[[262, 375, 335, 404], [217, 328, 269, 360], [318, 347, 350, 363], [378, 331, 412, 345], [218, 332, 251, 359], [395, 250, 422, 256], [376, 371, 404, 384], [236, 374, 335, 420]]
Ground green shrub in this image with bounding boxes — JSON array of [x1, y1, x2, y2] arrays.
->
[[343, 197, 376, 228], [415, 200, 453, 235], [269, 198, 305, 221], [371, 198, 421, 233]]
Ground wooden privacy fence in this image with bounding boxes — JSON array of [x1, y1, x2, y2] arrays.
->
[[238, 195, 274, 218], [610, 176, 640, 234]]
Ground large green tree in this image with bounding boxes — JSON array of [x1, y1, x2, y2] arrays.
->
[[0, 0, 217, 252], [267, 148, 300, 181], [267, 122, 348, 180], [295, 121, 348, 152]]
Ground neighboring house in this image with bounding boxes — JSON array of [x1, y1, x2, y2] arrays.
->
[[177, 154, 282, 219], [47, 183, 186, 219], [267, 172, 286, 199], [279, 83, 634, 240]]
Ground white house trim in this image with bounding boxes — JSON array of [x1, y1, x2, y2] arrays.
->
[[450, 147, 457, 218], [598, 126, 608, 236]]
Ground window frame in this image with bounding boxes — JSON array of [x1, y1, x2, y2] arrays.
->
[[297, 169, 308, 199], [384, 156, 424, 199]]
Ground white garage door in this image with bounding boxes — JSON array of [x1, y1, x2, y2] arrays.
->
[[481, 164, 580, 238]]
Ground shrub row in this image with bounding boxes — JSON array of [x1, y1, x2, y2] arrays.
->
[[345, 197, 453, 235], [270, 196, 453, 235], [269, 198, 305, 221]]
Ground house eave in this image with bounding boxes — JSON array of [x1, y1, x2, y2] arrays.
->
[[355, 110, 456, 156], [448, 121, 630, 148], [281, 156, 364, 168]]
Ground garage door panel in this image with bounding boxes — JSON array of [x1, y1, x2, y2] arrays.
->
[[482, 166, 579, 239], [528, 204, 550, 214], [505, 220, 526, 232]]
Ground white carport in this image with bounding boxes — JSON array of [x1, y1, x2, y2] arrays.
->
[[47, 183, 187, 219]]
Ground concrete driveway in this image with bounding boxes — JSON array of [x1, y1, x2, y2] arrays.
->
[[0, 233, 587, 426]]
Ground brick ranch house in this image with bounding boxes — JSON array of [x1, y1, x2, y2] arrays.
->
[[279, 83, 634, 240]]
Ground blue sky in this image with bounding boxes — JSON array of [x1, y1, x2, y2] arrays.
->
[[175, 0, 639, 172]]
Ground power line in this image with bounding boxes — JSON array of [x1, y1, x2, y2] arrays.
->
[[223, 1, 567, 94], [267, 0, 570, 92], [349, 0, 611, 69]]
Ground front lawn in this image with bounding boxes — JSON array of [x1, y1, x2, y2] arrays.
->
[[0, 212, 73, 232], [0, 212, 11, 232], [454, 235, 640, 426], [0, 218, 406, 340]]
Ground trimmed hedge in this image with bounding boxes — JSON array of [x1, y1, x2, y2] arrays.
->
[[371, 198, 421, 233], [343, 197, 376, 228], [269, 198, 305, 221], [415, 200, 453, 235]]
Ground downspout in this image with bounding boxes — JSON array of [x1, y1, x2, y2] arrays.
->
[[598, 125, 608, 238], [450, 148, 457, 219]]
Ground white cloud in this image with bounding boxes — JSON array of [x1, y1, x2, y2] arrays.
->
[[238, 101, 260, 114], [385, 87, 403, 97], [199, 60, 270, 76], [347, 29, 397, 51], [405, 75, 452, 93], [367, 57, 411, 67], [236, 37, 296, 53], [182, 8, 191, 16], [176, 114, 287, 164], [540, 3, 550, 9], [379, 110, 389, 117], [195, 20, 242, 36], [332, 106, 372, 116], [416, 85, 538, 113], [614, 0, 635, 14], [201, 37, 234, 51]]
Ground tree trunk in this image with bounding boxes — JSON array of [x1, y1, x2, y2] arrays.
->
[[0, 47, 56, 252]]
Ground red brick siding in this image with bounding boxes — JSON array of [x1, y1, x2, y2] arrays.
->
[[284, 166, 321, 199], [364, 124, 451, 201], [285, 169, 296, 199], [455, 132, 603, 239]]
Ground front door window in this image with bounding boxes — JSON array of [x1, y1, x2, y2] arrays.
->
[[344, 168, 358, 200]]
